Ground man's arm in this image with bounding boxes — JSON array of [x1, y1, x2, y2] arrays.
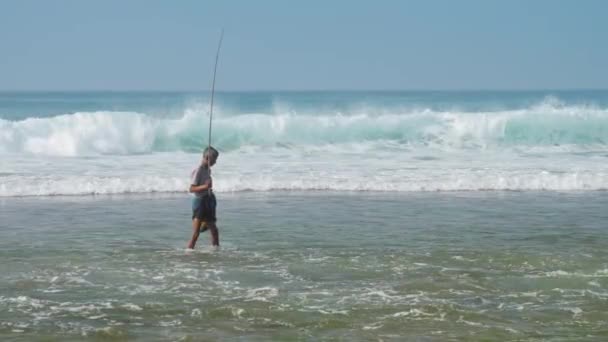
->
[[189, 179, 212, 193]]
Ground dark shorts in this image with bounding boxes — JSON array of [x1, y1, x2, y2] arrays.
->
[[192, 193, 217, 222]]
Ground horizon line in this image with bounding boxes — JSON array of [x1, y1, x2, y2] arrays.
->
[[2, 88, 608, 93]]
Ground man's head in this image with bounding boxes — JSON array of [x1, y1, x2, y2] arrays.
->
[[202, 146, 219, 166]]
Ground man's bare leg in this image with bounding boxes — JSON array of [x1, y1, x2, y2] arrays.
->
[[187, 218, 203, 249], [209, 222, 219, 247]]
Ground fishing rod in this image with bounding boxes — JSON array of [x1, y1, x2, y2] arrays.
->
[[207, 29, 224, 159], [206, 29, 224, 195]]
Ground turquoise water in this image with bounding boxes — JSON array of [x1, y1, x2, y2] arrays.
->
[[3, 90, 608, 120], [2, 91, 608, 196], [1, 192, 607, 340], [3, 90, 608, 151]]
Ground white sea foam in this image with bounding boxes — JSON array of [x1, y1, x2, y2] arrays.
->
[[2, 100, 608, 197], [2, 100, 608, 156], [1, 154, 607, 197]]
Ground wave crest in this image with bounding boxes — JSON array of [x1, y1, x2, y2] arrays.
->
[[1, 100, 608, 156]]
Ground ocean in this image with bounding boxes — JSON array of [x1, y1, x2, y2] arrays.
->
[[1, 91, 607, 340]]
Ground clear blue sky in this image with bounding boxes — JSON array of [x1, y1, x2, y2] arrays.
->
[[1, 0, 607, 91]]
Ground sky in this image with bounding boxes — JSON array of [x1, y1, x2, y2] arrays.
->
[[0, 0, 607, 91]]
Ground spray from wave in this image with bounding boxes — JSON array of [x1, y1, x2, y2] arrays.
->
[[1, 99, 608, 156], [2, 96, 608, 196]]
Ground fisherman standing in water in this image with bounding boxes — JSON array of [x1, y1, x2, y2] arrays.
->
[[187, 146, 220, 248], [188, 30, 223, 249]]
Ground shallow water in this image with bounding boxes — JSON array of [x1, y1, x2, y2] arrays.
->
[[1, 192, 607, 341]]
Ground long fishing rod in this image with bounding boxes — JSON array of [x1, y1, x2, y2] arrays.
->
[[207, 29, 224, 158], [206, 29, 224, 195]]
